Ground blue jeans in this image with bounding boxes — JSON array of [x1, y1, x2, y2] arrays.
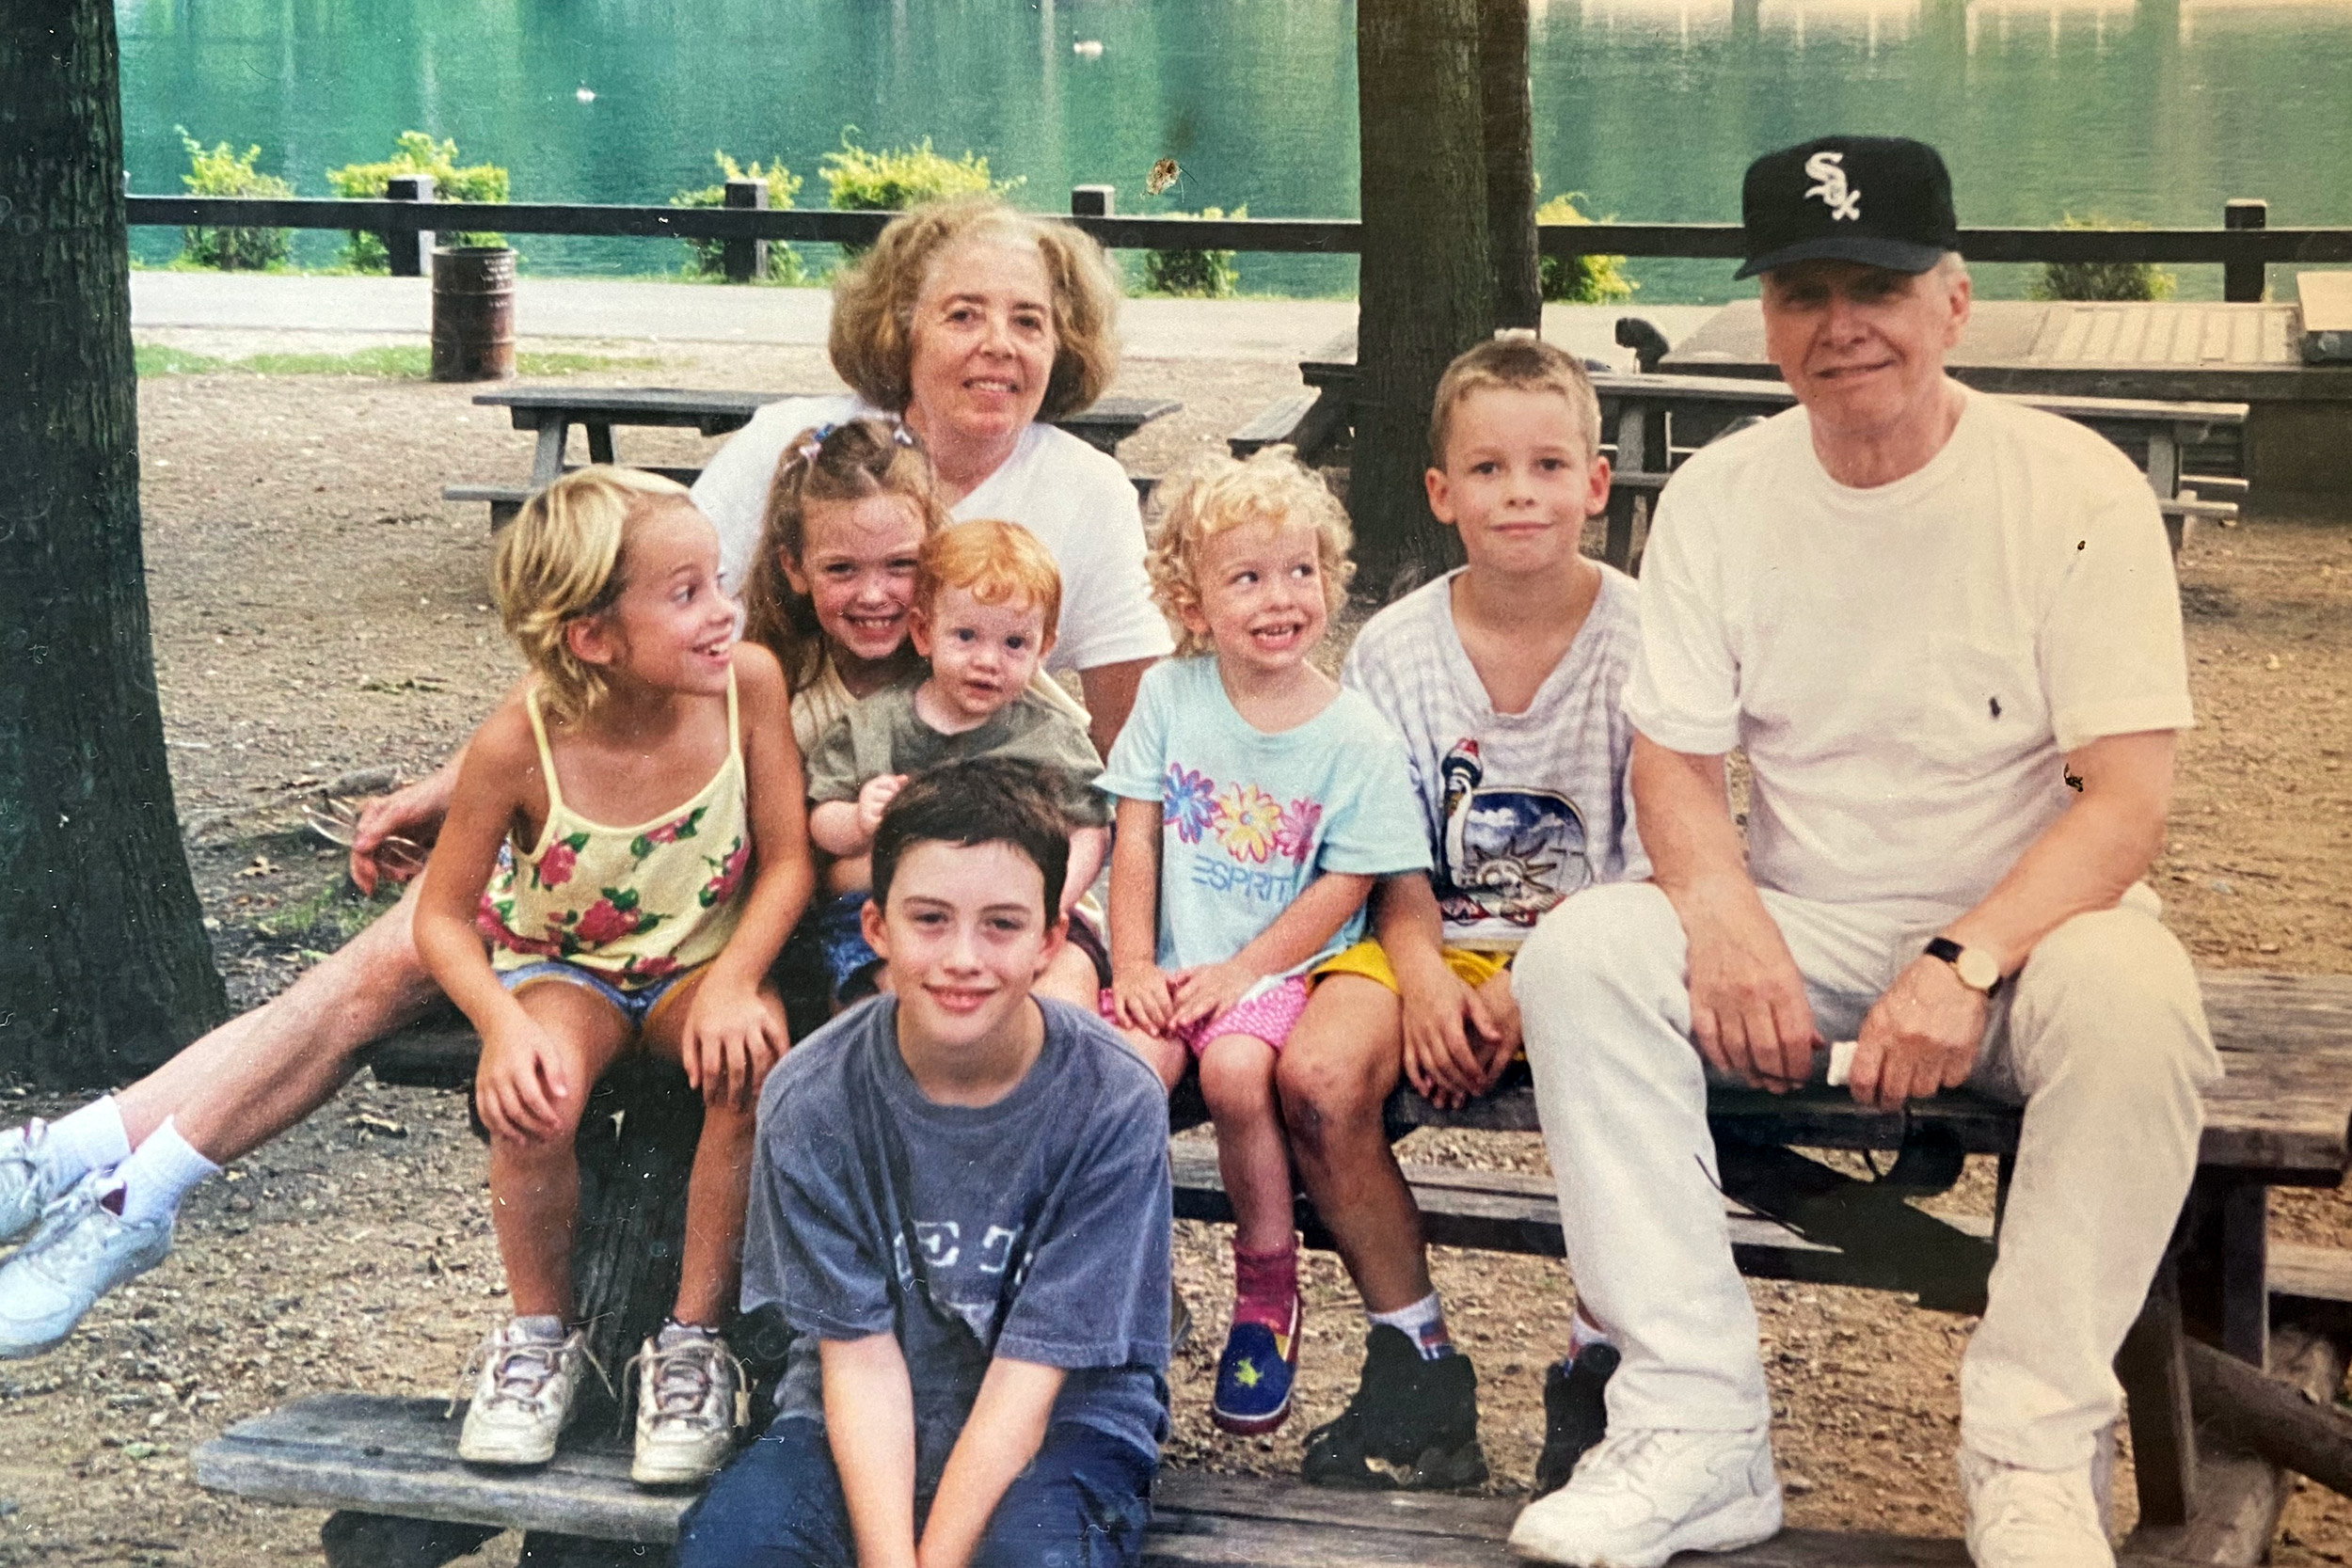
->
[[677, 1417, 1154, 1568]]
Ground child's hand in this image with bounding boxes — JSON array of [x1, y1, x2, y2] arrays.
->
[[856, 773, 909, 838], [1467, 967, 1523, 1092], [475, 1015, 573, 1142], [1167, 958, 1263, 1032], [1399, 970, 1487, 1109], [683, 977, 788, 1108], [1109, 962, 1177, 1035]]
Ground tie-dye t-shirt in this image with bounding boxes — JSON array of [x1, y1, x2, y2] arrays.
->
[[1095, 656, 1429, 976]]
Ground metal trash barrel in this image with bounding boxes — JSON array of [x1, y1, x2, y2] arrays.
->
[[430, 245, 516, 382]]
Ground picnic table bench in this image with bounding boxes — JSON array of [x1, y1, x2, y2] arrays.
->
[[1237, 327, 2246, 570], [447, 387, 1182, 524], [196, 969, 2352, 1566]]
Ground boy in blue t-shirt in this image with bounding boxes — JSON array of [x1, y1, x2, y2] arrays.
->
[[678, 757, 1170, 1568]]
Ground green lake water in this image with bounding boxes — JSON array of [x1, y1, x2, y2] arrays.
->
[[117, 0, 2352, 302]]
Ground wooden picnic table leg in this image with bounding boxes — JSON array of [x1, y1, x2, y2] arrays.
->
[[319, 1511, 501, 1568], [2147, 428, 2182, 500], [587, 420, 616, 468], [2116, 1258, 2199, 1529], [532, 420, 569, 488], [2178, 1177, 2271, 1370], [1604, 398, 1652, 572]]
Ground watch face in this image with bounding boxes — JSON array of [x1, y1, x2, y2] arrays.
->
[[1955, 947, 2000, 993]]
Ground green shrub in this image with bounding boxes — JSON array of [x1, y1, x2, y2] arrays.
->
[[1536, 193, 1636, 304], [1141, 207, 1244, 298], [326, 132, 509, 272], [176, 128, 293, 271], [819, 132, 1020, 257], [2030, 214, 2177, 302], [672, 152, 804, 283]]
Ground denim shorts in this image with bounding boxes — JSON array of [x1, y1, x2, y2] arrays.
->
[[498, 958, 699, 1031]]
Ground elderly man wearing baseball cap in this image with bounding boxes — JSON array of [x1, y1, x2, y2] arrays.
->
[[1507, 135, 2216, 1566]]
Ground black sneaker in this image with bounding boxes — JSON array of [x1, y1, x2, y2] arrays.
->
[[1299, 1324, 1486, 1491], [1533, 1341, 1619, 1497]]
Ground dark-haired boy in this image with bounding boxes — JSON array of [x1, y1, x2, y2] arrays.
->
[[1279, 336, 1645, 1493], [678, 757, 1170, 1568]]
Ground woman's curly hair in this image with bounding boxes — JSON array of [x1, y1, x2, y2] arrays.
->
[[828, 198, 1120, 421], [492, 466, 697, 721], [1145, 448, 1355, 658]]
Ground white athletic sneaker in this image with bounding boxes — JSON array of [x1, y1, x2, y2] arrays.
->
[[0, 1174, 172, 1358], [628, 1326, 744, 1485], [1958, 1446, 2116, 1568], [0, 1121, 82, 1245], [1507, 1426, 1783, 1568], [455, 1317, 591, 1465]]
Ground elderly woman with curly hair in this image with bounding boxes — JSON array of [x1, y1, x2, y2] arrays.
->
[[0, 201, 1166, 1370], [692, 197, 1168, 755]]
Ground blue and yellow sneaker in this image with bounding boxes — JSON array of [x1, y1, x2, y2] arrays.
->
[[1211, 1295, 1301, 1436]]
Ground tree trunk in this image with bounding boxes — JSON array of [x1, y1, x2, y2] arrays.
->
[[1353, 0, 1495, 600], [1482, 0, 1541, 331], [0, 2, 229, 1085]]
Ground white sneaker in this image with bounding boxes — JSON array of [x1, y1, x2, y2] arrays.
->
[[455, 1317, 590, 1465], [0, 1175, 171, 1358], [1959, 1446, 2116, 1568], [1507, 1426, 1782, 1567], [0, 1121, 83, 1246], [628, 1325, 744, 1485]]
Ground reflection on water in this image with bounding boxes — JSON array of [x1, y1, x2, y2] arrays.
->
[[116, 0, 2352, 301]]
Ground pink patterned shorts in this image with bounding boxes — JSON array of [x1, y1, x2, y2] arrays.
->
[[1098, 974, 1312, 1058]]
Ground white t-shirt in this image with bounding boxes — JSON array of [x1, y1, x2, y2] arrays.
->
[[1343, 566, 1648, 952], [690, 394, 1173, 676], [1625, 386, 2194, 927]]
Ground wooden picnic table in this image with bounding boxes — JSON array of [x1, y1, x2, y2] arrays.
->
[[473, 386, 1184, 487], [1273, 326, 2245, 567], [1661, 297, 2352, 519]]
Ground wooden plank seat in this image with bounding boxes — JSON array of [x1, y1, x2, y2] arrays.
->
[[279, 968, 2349, 1564], [194, 1395, 2220, 1568]]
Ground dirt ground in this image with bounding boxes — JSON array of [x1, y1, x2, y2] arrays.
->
[[1, 333, 2347, 1565]]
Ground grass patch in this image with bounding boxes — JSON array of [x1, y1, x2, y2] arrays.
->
[[136, 344, 658, 379]]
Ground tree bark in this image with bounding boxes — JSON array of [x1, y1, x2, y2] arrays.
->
[[0, 2, 229, 1085], [1353, 0, 1495, 599], [1482, 0, 1540, 331]]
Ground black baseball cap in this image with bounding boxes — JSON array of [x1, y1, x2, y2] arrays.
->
[[1736, 135, 1960, 279]]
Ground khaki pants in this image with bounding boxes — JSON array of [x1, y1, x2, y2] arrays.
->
[[1514, 879, 2218, 1471]]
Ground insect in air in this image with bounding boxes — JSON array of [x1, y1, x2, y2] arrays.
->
[[1145, 159, 1182, 198]]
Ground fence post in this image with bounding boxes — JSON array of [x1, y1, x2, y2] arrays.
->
[[1071, 184, 1115, 221], [2223, 198, 2267, 304], [723, 178, 768, 284], [384, 174, 435, 277]]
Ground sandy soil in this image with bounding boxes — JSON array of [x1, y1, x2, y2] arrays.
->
[[1, 334, 2347, 1565]]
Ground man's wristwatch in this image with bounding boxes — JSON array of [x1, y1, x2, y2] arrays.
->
[[1925, 936, 2003, 998]]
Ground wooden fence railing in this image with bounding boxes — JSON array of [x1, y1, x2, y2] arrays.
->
[[128, 187, 2350, 302]]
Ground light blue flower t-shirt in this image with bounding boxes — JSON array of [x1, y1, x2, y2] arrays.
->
[[1096, 657, 1431, 976]]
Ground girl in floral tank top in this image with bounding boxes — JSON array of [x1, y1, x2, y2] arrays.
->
[[415, 467, 813, 1487]]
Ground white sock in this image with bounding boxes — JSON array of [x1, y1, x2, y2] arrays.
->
[[42, 1098, 132, 1185], [1367, 1290, 1456, 1360], [108, 1117, 217, 1227]]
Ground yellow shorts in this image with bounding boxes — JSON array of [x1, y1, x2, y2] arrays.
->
[[1312, 940, 1512, 994]]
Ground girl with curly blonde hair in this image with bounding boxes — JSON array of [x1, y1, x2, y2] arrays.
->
[[1096, 448, 1429, 1439]]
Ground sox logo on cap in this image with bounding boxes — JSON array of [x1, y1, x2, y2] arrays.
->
[[1804, 152, 1862, 222]]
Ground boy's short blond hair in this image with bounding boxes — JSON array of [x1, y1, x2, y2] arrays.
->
[[1429, 335, 1603, 466], [1146, 448, 1354, 657], [916, 519, 1063, 647], [494, 466, 697, 722]]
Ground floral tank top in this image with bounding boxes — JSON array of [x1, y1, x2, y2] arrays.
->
[[477, 672, 751, 990]]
